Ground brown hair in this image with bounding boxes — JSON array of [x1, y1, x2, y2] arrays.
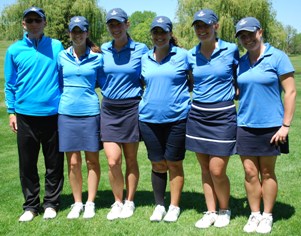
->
[[87, 38, 101, 53], [170, 35, 180, 47]]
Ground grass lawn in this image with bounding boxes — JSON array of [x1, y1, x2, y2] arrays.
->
[[0, 40, 300, 236]]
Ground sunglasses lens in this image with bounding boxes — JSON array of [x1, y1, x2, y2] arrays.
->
[[25, 18, 43, 24]]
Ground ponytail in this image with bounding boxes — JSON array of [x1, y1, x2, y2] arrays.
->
[[86, 38, 101, 53]]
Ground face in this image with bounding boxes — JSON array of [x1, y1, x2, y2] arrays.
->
[[193, 21, 218, 42], [22, 12, 46, 38], [151, 27, 171, 48], [69, 26, 88, 47], [237, 29, 263, 52], [106, 19, 129, 41]]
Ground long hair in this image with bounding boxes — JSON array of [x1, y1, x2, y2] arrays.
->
[[87, 38, 101, 53], [170, 35, 180, 47]]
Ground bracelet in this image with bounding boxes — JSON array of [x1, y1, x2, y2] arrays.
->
[[282, 123, 290, 128]]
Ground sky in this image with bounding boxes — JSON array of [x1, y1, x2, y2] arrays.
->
[[1, 0, 300, 33]]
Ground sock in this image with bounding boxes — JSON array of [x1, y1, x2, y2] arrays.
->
[[251, 211, 261, 217], [262, 212, 273, 218], [151, 170, 167, 206]]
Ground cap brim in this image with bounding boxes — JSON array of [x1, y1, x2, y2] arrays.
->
[[106, 17, 125, 23], [150, 25, 170, 32], [192, 18, 213, 26], [235, 27, 257, 37]]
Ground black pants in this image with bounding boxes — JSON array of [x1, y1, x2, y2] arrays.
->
[[16, 114, 64, 213]]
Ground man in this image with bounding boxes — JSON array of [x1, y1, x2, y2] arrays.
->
[[4, 6, 64, 222]]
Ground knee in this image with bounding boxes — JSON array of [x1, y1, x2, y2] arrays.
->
[[244, 167, 259, 182], [152, 162, 168, 173], [86, 159, 100, 170], [107, 158, 122, 169]]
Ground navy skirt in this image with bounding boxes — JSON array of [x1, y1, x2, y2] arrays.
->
[[58, 114, 101, 152], [101, 97, 140, 143], [237, 127, 289, 156], [186, 100, 237, 156]]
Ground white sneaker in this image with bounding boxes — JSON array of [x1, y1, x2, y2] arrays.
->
[[120, 200, 135, 219], [214, 209, 231, 228], [150, 205, 166, 222], [195, 211, 218, 229], [83, 202, 95, 219], [19, 210, 36, 222], [243, 214, 262, 233], [67, 202, 83, 219], [107, 201, 123, 220], [43, 207, 57, 219], [256, 216, 273, 234], [163, 205, 180, 222]]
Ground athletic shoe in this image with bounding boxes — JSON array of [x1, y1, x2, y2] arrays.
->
[[19, 210, 36, 222], [67, 202, 83, 219], [150, 205, 166, 222], [243, 214, 262, 233], [256, 216, 273, 234], [163, 205, 180, 222], [195, 211, 218, 229], [83, 202, 95, 219], [107, 201, 123, 220], [43, 207, 57, 219], [214, 209, 231, 227], [119, 200, 135, 219]]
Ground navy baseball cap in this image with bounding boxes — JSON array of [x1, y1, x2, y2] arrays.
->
[[69, 16, 89, 32], [23, 6, 46, 19], [192, 9, 218, 26], [235, 17, 261, 37], [106, 8, 128, 23], [150, 16, 172, 32]]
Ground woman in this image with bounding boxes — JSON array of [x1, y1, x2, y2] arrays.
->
[[139, 16, 191, 222], [235, 17, 296, 234], [57, 16, 102, 219], [185, 9, 239, 228], [100, 8, 148, 220]]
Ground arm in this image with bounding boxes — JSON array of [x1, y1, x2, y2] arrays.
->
[[270, 72, 296, 145]]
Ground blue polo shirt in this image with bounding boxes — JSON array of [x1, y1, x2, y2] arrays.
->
[[189, 39, 239, 103], [237, 43, 295, 128], [139, 45, 191, 123], [57, 47, 103, 116], [4, 33, 63, 115], [100, 39, 148, 99]]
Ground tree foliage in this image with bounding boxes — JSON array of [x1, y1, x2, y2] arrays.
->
[[174, 0, 285, 50], [129, 11, 156, 49], [0, 0, 108, 48]]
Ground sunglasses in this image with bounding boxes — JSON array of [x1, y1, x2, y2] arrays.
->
[[24, 18, 43, 24]]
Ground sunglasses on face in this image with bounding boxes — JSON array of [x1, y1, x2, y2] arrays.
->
[[24, 18, 43, 24]]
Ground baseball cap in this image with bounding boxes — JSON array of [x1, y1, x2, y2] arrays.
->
[[192, 9, 218, 26], [23, 6, 46, 19], [235, 17, 261, 37], [150, 16, 172, 32], [69, 16, 89, 32], [106, 8, 128, 23]]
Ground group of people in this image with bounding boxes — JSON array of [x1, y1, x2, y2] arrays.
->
[[4, 6, 296, 234]]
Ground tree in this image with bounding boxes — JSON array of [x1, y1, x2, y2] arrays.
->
[[174, 0, 285, 50], [0, 0, 107, 48], [129, 11, 156, 48]]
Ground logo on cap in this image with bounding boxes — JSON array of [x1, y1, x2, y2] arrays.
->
[[30, 7, 37, 11], [111, 10, 118, 16], [239, 19, 248, 26], [157, 17, 164, 23], [74, 17, 81, 23], [198, 11, 205, 17]]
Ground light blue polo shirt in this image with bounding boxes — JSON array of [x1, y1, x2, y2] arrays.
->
[[4, 33, 63, 115], [57, 47, 103, 116], [100, 39, 148, 99], [139, 45, 191, 123], [189, 39, 239, 103], [237, 43, 295, 128]]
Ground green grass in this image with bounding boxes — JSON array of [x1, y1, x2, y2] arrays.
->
[[0, 41, 301, 235]]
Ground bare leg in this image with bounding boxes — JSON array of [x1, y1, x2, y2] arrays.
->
[[85, 151, 100, 202], [167, 160, 184, 207]]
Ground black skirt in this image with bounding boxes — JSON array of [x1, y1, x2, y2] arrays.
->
[[101, 97, 141, 143]]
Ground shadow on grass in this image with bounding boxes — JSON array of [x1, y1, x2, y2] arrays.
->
[[59, 189, 295, 223]]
